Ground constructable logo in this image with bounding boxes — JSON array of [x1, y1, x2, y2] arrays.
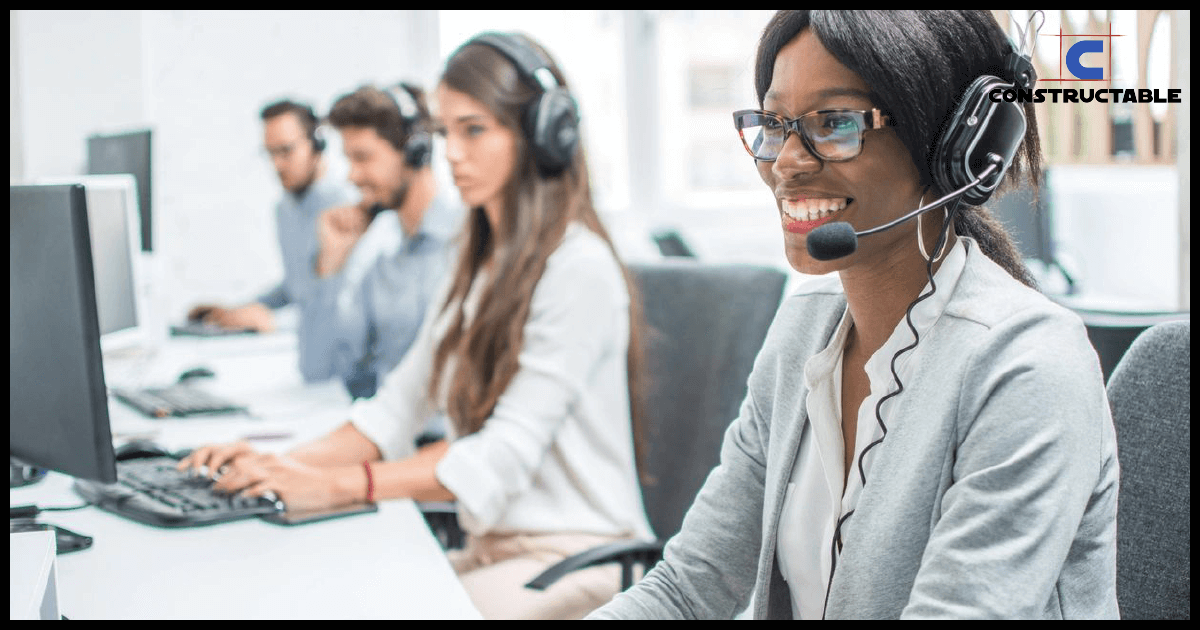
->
[[989, 20, 1182, 105]]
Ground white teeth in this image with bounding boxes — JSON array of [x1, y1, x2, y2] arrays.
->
[[782, 198, 849, 221]]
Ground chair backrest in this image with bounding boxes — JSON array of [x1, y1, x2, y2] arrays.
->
[[629, 260, 788, 541], [1106, 319, 1190, 619]]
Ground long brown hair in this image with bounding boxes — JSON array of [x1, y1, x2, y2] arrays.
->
[[429, 34, 649, 470]]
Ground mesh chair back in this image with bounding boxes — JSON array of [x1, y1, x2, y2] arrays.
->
[[1107, 319, 1190, 619]]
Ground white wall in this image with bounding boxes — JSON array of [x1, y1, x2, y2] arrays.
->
[[1050, 165, 1180, 311], [12, 10, 1190, 320], [12, 9, 442, 324]]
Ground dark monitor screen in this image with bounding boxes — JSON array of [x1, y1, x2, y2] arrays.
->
[[10, 184, 118, 484], [652, 229, 698, 258], [987, 174, 1053, 266], [87, 129, 153, 252]]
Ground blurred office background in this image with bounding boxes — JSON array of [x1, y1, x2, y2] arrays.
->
[[10, 10, 1190, 326]]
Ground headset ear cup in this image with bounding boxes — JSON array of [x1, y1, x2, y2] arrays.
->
[[526, 90, 580, 176], [405, 131, 432, 168], [932, 75, 1022, 206], [312, 126, 327, 153]]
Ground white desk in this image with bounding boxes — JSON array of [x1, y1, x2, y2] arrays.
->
[[10, 332, 481, 619]]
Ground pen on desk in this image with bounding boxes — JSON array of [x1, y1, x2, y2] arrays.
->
[[111, 431, 160, 441], [242, 432, 294, 442]]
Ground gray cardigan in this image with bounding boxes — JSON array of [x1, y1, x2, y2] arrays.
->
[[592, 239, 1120, 619]]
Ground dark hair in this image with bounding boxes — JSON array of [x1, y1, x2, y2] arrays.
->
[[260, 99, 321, 152], [326, 82, 432, 153], [430, 33, 650, 474], [755, 10, 1041, 288]]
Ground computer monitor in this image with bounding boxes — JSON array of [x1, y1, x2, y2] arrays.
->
[[987, 168, 1076, 293], [10, 184, 119, 484], [35, 174, 147, 354], [988, 178, 1052, 265], [652, 228, 698, 258], [87, 128, 153, 252]]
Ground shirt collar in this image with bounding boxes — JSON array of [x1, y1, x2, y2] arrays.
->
[[803, 235, 973, 391], [286, 170, 336, 211]]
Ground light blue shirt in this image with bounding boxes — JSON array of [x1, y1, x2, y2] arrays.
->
[[256, 170, 360, 309], [298, 189, 463, 399]]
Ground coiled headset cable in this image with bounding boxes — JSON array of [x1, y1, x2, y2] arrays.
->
[[820, 198, 962, 619]]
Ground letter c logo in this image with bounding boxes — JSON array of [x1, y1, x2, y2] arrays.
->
[[1066, 40, 1104, 80]]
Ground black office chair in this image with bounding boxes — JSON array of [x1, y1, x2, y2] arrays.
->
[[1106, 319, 1190, 619], [524, 260, 789, 592]]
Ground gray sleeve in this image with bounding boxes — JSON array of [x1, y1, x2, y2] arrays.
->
[[256, 282, 290, 309], [901, 311, 1115, 618], [589, 392, 769, 619], [258, 200, 292, 309], [296, 266, 369, 385]]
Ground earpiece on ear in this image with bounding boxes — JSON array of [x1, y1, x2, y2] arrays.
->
[[468, 32, 580, 177]]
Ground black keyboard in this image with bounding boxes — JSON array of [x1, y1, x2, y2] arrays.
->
[[170, 321, 255, 337], [73, 456, 285, 527], [111, 385, 248, 418]]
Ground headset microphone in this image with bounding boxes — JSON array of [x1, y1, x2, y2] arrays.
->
[[806, 155, 1003, 261]]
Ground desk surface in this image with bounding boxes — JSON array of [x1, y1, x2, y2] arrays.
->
[[10, 333, 480, 619]]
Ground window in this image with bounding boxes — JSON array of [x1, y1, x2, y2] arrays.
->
[[653, 10, 777, 211]]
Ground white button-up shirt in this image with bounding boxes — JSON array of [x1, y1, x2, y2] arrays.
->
[[777, 236, 968, 619], [348, 222, 654, 540]]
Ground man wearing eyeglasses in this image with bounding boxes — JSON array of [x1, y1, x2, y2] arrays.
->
[[187, 100, 360, 335]]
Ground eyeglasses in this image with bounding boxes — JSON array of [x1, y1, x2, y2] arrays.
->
[[263, 141, 302, 160], [732, 108, 893, 162]]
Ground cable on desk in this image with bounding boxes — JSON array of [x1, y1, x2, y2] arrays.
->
[[10, 502, 92, 519], [40, 502, 93, 512]]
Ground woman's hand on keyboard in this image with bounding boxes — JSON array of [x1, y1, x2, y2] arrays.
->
[[176, 440, 261, 479], [207, 453, 358, 512]]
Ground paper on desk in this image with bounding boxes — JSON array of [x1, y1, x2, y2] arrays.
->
[[248, 379, 352, 418]]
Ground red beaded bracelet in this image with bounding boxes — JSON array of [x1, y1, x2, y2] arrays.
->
[[362, 460, 375, 503]]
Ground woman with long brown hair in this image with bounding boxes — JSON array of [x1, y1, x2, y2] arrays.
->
[[178, 31, 654, 619]]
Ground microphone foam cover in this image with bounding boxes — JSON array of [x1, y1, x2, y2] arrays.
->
[[806, 222, 858, 261]]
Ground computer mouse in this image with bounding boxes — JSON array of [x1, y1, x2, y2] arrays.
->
[[113, 439, 174, 461], [177, 366, 216, 382]]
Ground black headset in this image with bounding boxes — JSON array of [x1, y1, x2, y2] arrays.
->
[[381, 83, 433, 169], [930, 42, 1035, 207], [311, 125, 327, 153], [464, 32, 581, 177]]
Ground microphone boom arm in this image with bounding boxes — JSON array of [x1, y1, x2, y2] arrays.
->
[[856, 159, 1001, 238]]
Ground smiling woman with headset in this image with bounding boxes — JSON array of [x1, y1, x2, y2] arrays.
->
[[591, 10, 1119, 620], [178, 31, 653, 620]]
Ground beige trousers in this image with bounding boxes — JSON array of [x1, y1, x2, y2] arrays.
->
[[447, 532, 628, 620]]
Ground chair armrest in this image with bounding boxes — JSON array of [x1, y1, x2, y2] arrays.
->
[[524, 538, 664, 592], [416, 501, 464, 550]]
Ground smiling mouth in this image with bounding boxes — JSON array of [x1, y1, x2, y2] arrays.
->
[[780, 197, 853, 234]]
